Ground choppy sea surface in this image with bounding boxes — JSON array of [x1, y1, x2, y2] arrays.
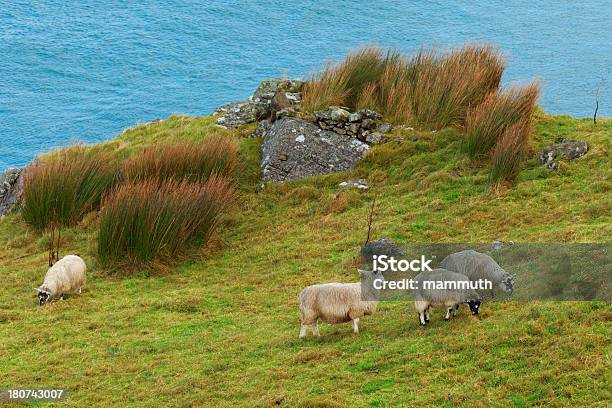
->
[[1, 1, 611, 170]]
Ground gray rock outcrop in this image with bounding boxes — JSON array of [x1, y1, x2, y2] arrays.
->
[[0, 168, 24, 217], [214, 79, 304, 128], [315, 107, 391, 144], [261, 117, 369, 182], [539, 140, 589, 170]]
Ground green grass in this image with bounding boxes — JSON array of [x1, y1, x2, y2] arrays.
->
[[0, 113, 610, 406]]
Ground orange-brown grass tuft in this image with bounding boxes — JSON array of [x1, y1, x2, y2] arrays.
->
[[302, 46, 401, 112], [303, 44, 505, 129], [490, 119, 531, 184], [122, 135, 239, 184], [97, 176, 235, 270], [21, 146, 118, 230], [409, 45, 505, 128], [356, 58, 414, 124], [464, 82, 540, 158]]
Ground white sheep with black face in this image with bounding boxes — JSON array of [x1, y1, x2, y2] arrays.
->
[[298, 269, 383, 338], [37, 255, 86, 306], [413, 268, 482, 325], [440, 249, 515, 296]]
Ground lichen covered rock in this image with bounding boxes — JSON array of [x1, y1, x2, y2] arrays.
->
[[315, 107, 389, 144], [0, 168, 24, 217], [261, 117, 369, 182], [539, 140, 589, 170], [214, 79, 304, 129]]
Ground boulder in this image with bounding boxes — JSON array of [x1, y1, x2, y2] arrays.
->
[[252, 79, 304, 101], [261, 118, 369, 182], [539, 140, 589, 170], [360, 238, 405, 268], [214, 100, 267, 129], [330, 107, 351, 122], [0, 168, 24, 218]]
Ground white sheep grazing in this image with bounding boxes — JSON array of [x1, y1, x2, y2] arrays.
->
[[413, 268, 481, 325], [37, 255, 86, 305], [298, 269, 383, 338], [440, 249, 515, 296]]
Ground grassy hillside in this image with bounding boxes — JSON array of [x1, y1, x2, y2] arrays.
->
[[0, 113, 610, 407]]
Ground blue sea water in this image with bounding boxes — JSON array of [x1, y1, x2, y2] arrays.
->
[[1, 1, 611, 170]]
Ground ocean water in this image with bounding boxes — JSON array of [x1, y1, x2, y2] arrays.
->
[[1, 1, 611, 170]]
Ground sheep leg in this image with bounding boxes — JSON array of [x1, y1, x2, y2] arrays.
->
[[453, 304, 460, 316], [311, 321, 320, 337], [299, 324, 307, 338], [445, 307, 453, 320], [425, 307, 430, 323], [418, 312, 427, 325], [352, 318, 360, 334], [59, 294, 64, 301], [78, 287, 82, 295]]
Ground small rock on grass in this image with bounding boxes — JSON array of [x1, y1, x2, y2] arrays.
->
[[338, 179, 369, 190], [539, 140, 589, 170]]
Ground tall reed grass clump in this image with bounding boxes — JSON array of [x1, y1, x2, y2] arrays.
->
[[408, 45, 505, 128], [489, 119, 531, 184], [123, 135, 239, 183], [97, 176, 234, 269], [22, 147, 117, 230], [302, 44, 505, 128], [301, 47, 400, 113], [464, 82, 540, 158]]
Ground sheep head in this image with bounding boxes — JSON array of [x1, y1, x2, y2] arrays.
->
[[465, 299, 481, 315], [36, 287, 51, 306], [358, 268, 385, 301], [500, 273, 515, 294]]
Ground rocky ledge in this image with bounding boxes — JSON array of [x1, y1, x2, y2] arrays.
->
[[0, 168, 24, 218], [213, 79, 397, 183], [214, 79, 304, 128], [261, 117, 369, 182]]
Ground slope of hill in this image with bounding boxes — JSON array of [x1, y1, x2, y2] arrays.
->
[[0, 113, 610, 407]]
